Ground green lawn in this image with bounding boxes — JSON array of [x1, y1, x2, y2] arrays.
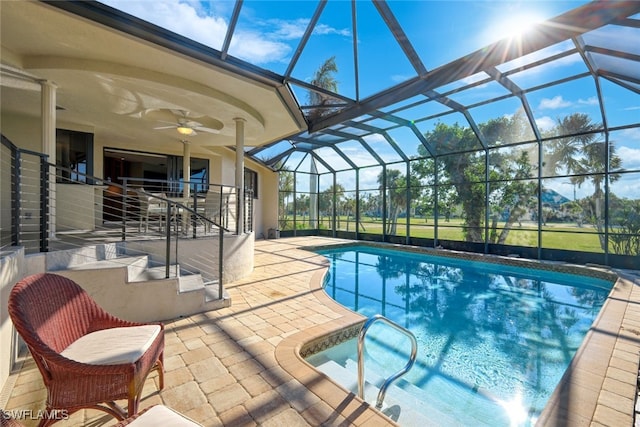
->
[[295, 216, 606, 253]]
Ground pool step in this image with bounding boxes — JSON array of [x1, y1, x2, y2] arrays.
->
[[314, 359, 438, 427]]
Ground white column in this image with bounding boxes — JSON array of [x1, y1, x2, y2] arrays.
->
[[182, 140, 191, 199], [310, 158, 318, 228], [234, 118, 246, 234], [41, 80, 57, 237]]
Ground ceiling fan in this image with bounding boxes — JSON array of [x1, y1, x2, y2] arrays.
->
[[146, 108, 221, 136]]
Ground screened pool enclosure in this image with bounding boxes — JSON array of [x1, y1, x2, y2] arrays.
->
[[100, 0, 639, 268], [251, 2, 640, 269]]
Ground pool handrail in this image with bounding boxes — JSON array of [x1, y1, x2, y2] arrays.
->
[[357, 314, 418, 409]]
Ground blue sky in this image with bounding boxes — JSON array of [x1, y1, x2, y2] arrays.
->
[[103, 1, 593, 95], [101, 0, 639, 199]]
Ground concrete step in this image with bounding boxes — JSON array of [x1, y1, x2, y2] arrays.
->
[[177, 273, 205, 293], [314, 355, 510, 427], [61, 255, 147, 273], [44, 244, 231, 320], [314, 359, 434, 426]]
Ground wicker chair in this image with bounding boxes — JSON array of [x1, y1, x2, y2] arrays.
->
[[7, 273, 165, 427]]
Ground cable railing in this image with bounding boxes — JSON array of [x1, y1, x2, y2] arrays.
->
[[1, 135, 253, 302], [117, 177, 240, 236]]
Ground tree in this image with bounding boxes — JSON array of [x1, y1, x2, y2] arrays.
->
[[413, 112, 538, 243], [608, 196, 640, 255], [295, 193, 310, 227], [548, 113, 622, 251], [278, 169, 294, 230], [341, 194, 359, 231], [377, 169, 423, 235], [415, 122, 485, 241], [307, 56, 339, 121], [319, 184, 345, 228]]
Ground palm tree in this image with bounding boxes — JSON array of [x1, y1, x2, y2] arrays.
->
[[278, 167, 294, 230], [307, 56, 339, 120], [319, 184, 345, 228], [549, 113, 621, 250], [377, 169, 422, 235]]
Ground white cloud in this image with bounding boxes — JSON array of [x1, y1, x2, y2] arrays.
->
[[313, 23, 350, 37], [617, 146, 640, 171], [624, 106, 640, 111], [535, 116, 555, 132], [611, 175, 640, 199], [577, 96, 598, 106], [266, 18, 309, 40], [103, 1, 227, 46], [358, 167, 383, 190], [101, 0, 347, 65], [621, 127, 640, 141], [538, 95, 572, 110], [229, 35, 291, 64], [363, 133, 387, 144]]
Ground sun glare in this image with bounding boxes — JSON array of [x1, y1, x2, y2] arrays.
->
[[498, 392, 530, 427], [508, 13, 543, 37], [486, 12, 545, 44]]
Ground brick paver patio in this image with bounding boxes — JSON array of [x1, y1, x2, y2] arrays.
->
[[2, 237, 639, 426]]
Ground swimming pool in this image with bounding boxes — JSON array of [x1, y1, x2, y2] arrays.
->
[[306, 245, 614, 426]]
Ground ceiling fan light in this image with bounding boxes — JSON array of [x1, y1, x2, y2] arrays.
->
[[176, 126, 194, 136]]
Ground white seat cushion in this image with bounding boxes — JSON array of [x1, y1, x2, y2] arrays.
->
[[61, 325, 161, 365], [126, 405, 201, 426]]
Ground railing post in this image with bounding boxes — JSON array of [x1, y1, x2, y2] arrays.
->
[[121, 178, 128, 241], [40, 157, 49, 252], [191, 192, 198, 239], [12, 150, 21, 247], [218, 222, 224, 299], [174, 208, 179, 278], [165, 199, 172, 279]]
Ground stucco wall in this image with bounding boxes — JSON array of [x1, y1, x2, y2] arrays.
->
[[123, 232, 254, 284], [0, 112, 41, 152]]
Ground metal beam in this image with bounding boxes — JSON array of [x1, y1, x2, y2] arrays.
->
[[284, 0, 328, 78], [485, 67, 542, 141], [373, 0, 427, 75], [308, 1, 640, 133], [220, 0, 243, 61]]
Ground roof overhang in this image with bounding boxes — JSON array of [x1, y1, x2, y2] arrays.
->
[[0, 0, 307, 153]]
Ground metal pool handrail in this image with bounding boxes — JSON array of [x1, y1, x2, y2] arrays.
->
[[357, 314, 418, 409]]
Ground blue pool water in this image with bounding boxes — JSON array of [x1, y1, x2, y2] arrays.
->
[[307, 246, 613, 426]]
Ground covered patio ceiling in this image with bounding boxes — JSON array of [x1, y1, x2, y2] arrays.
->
[[0, 0, 306, 154], [1, 1, 639, 170]]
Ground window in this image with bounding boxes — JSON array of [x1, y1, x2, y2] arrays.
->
[[56, 129, 93, 183], [245, 168, 258, 199], [188, 158, 209, 194], [103, 148, 209, 196]]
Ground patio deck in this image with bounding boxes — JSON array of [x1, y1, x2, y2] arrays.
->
[[1, 236, 639, 426]]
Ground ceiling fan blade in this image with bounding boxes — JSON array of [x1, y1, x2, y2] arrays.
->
[[184, 120, 202, 128], [144, 108, 178, 123], [153, 125, 177, 130], [194, 116, 223, 132], [170, 108, 190, 118], [194, 126, 220, 134]]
